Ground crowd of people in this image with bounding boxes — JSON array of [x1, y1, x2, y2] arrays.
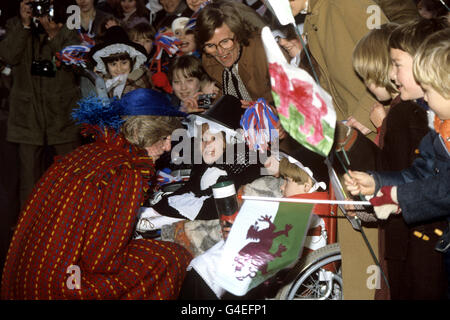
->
[[0, 0, 449, 300]]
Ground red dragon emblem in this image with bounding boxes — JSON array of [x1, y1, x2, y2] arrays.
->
[[233, 215, 293, 281]]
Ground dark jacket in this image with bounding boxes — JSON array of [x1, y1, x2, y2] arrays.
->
[[371, 129, 450, 225], [152, 144, 263, 220], [0, 17, 81, 146]]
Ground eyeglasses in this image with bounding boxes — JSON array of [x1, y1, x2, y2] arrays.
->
[[203, 37, 235, 54]]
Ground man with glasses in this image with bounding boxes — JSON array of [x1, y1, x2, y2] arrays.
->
[[195, 0, 272, 107]]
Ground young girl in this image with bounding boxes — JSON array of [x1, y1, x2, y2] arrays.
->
[[169, 55, 220, 113], [90, 25, 151, 98], [273, 24, 303, 67], [171, 17, 199, 57], [149, 95, 263, 221], [128, 22, 156, 56]]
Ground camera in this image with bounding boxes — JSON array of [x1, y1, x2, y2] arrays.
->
[[27, 0, 55, 19], [197, 94, 215, 109], [31, 59, 56, 77]]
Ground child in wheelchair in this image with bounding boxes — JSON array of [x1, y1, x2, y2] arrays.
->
[[177, 152, 331, 300]]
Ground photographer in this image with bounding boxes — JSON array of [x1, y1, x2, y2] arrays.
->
[[0, 0, 81, 207]]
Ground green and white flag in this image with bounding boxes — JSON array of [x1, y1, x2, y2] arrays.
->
[[216, 199, 313, 296], [261, 26, 336, 157]]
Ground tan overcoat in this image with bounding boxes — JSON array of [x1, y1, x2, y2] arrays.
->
[[305, 0, 389, 133]]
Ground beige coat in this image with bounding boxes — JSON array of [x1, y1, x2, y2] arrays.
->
[[305, 0, 389, 133], [304, 0, 389, 300]]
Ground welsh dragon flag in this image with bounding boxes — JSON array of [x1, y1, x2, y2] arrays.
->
[[261, 27, 336, 157], [215, 198, 314, 296]]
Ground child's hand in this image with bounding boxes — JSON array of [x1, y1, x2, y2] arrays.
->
[[240, 100, 252, 109], [369, 102, 387, 129], [263, 155, 280, 177], [105, 18, 119, 29], [343, 170, 376, 196], [346, 116, 372, 135], [275, 120, 287, 140], [180, 93, 204, 113]]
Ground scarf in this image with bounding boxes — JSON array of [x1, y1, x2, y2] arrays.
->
[[434, 115, 450, 153], [222, 48, 252, 101]]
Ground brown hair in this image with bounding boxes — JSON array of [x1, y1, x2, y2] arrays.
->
[[128, 22, 156, 42], [353, 23, 399, 94], [388, 17, 448, 56], [121, 115, 183, 149], [117, 0, 150, 19], [279, 158, 312, 184], [101, 52, 134, 75], [195, 0, 265, 50], [168, 55, 210, 83]]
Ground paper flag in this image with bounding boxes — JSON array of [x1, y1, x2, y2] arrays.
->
[[261, 26, 336, 157]]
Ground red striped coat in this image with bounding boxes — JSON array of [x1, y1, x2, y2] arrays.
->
[[1, 128, 192, 299]]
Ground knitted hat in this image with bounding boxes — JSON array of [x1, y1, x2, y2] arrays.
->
[[89, 26, 148, 75]]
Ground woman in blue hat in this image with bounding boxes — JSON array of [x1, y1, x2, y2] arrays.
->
[[1, 89, 192, 300]]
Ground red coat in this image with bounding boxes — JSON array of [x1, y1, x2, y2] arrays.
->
[[1, 128, 192, 299]]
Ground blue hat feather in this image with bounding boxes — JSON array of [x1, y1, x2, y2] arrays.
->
[[72, 89, 186, 131]]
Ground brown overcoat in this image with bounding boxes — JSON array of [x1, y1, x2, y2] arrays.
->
[[305, 0, 389, 133], [201, 35, 273, 104]]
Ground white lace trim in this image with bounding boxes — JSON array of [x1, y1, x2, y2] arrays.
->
[[93, 43, 147, 75], [185, 115, 245, 144]]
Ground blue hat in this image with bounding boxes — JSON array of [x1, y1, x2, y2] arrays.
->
[[115, 88, 186, 117], [73, 89, 186, 131]]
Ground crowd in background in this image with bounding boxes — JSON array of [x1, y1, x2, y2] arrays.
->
[[0, 0, 449, 300]]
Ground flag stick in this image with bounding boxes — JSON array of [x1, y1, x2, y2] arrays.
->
[[241, 195, 371, 206]]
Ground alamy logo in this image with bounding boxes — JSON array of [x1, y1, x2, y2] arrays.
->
[[66, 264, 81, 290], [66, 5, 81, 30], [366, 264, 381, 289], [366, 5, 382, 30]]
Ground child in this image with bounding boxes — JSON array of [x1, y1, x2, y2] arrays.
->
[[171, 17, 199, 57], [178, 152, 329, 300], [148, 95, 263, 221], [128, 22, 157, 56], [89, 25, 151, 98], [338, 18, 448, 300], [117, 0, 150, 30], [272, 24, 303, 67], [344, 28, 450, 298], [169, 55, 220, 113], [278, 155, 328, 256]]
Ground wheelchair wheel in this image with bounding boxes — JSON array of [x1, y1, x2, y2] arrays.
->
[[275, 243, 343, 300]]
